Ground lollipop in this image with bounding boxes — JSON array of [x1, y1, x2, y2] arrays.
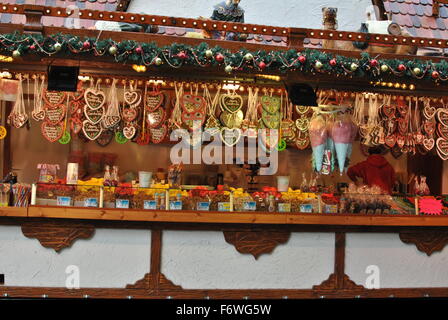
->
[[309, 114, 327, 172]]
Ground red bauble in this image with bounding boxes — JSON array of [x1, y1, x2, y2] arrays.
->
[[29, 44, 36, 51], [83, 41, 90, 50], [135, 46, 143, 54], [398, 64, 406, 72], [177, 51, 187, 59], [259, 61, 266, 70], [215, 53, 225, 63], [298, 55, 306, 64], [370, 59, 378, 67], [432, 71, 440, 79], [329, 58, 337, 66]]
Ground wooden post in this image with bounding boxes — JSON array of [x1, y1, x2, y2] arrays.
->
[[287, 28, 307, 49]]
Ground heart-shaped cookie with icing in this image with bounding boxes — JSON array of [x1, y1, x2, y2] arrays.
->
[[220, 127, 242, 147], [84, 105, 105, 125], [84, 88, 106, 110], [150, 125, 168, 144], [82, 120, 103, 141], [220, 94, 243, 114], [123, 124, 137, 140], [437, 108, 448, 127], [41, 121, 64, 143], [145, 91, 164, 112], [124, 90, 142, 106], [260, 95, 281, 114], [423, 137, 435, 151], [43, 90, 66, 107], [181, 94, 206, 113], [45, 104, 66, 125]]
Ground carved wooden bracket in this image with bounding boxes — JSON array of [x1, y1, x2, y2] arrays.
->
[[288, 28, 307, 48], [21, 221, 95, 252], [24, 7, 44, 34], [223, 231, 291, 259], [126, 273, 182, 291], [313, 273, 364, 291], [399, 230, 448, 256]]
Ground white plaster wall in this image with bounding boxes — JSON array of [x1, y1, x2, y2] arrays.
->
[[346, 233, 448, 288], [128, 0, 372, 31], [161, 231, 335, 289], [0, 226, 150, 288]]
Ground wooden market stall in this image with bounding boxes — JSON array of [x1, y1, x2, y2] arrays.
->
[[1, 3, 448, 299]]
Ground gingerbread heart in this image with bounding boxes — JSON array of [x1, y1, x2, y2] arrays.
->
[[181, 94, 207, 113], [84, 105, 105, 125], [69, 100, 83, 115], [385, 134, 397, 148], [82, 120, 103, 141], [43, 90, 66, 107], [136, 130, 151, 146], [397, 135, 405, 148], [71, 117, 82, 134], [438, 124, 448, 140], [260, 128, 279, 150], [423, 137, 435, 151], [382, 105, 396, 118], [423, 105, 437, 120], [397, 118, 408, 134], [123, 124, 137, 140], [145, 91, 164, 112], [436, 137, 448, 156], [295, 117, 309, 132], [41, 121, 64, 143], [220, 127, 242, 146], [102, 115, 121, 129], [45, 104, 66, 125], [295, 105, 310, 115], [84, 88, 106, 110], [182, 110, 206, 130], [281, 120, 296, 141], [437, 148, 448, 161], [219, 110, 243, 128], [260, 95, 281, 114], [70, 89, 85, 102], [437, 108, 448, 127], [295, 136, 310, 150], [150, 125, 168, 144], [261, 111, 280, 129], [424, 121, 436, 136], [96, 130, 114, 147], [122, 107, 138, 123], [147, 108, 166, 128], [124, 90, 142, 106], [220, 94, 243, 114], [32, 110, 45, 122]]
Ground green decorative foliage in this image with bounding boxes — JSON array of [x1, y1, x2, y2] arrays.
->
[[1, 32, 447, 83]]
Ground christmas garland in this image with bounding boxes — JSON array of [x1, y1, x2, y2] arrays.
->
[[1, 32, 448, 83]]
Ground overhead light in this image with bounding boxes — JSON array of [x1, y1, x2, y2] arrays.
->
[[222, 81, 240, 90], [0, 71, 12, 78], [78, 75, 91, 81], [132, 64, 147, 72], [256, 74, 281, 82], [0, 55, 13, 63]]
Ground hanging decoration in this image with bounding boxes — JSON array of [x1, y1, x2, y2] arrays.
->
[[82, 80, 105, 141], [204, 84, 222, 137], [31, 75, 46, 121], [7, 74, 28, 128]]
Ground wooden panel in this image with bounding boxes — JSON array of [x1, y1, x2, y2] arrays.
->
[[22, 206, 448, 227]]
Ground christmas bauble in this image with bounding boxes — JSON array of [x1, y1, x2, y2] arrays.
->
[[298, 55, 306, 64], [370, 59, 378, 67], [135, 46, 143, 54], [108, 46, 117, 55], [215, 53, 225, 63], [381, 64, 389, 73], [53, 42, 62, 52], [413, 67, 421, 76], [244, 53, 253, 61], [225, 65, 233, 73], [315, 61, 323, 69], [329, 58, 337, 66], [205, 49, 213, 58], [83, 41, 90, 50], [259, 61, 266, 70], [432, 71, 440, 79], [398, 64, 406, 72], [177, 51, 187, 59], [12, 50, 20, 58], [155, 57, 163, 66], [29, 45, 36, 51], [350, 63, 358, 71]]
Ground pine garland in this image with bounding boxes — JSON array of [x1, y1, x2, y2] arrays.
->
[[1, 32, 447, 83]]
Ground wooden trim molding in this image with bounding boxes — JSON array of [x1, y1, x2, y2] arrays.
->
[[399, 230, 448, 256], [21, 221, 95, 252], [223, 231, 291, 259]]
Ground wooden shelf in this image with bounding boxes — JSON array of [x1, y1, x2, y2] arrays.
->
[[0, 206, 27, 217], [17, 206, 448, 227]]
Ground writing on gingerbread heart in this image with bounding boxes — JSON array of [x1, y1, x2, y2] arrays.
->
[[41, 121, 64, 143], [146, 108, 166, 128], [124, 90, 142, 106], [220, 127, 242, 147], [45, 104, 65, 125], [122, 107, 138, 123], [260, 95, 281, 114], [220, 94, 243, 114], [150, 125, 168, 144], [182, 111, 206, 130], [437, 109, 448, 127], [84, 89, 106, 110], [82, 120, 103, 141], [145, 92, 164, 112], [84, 105, 105, 124], [43, 90, 66, 107]]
